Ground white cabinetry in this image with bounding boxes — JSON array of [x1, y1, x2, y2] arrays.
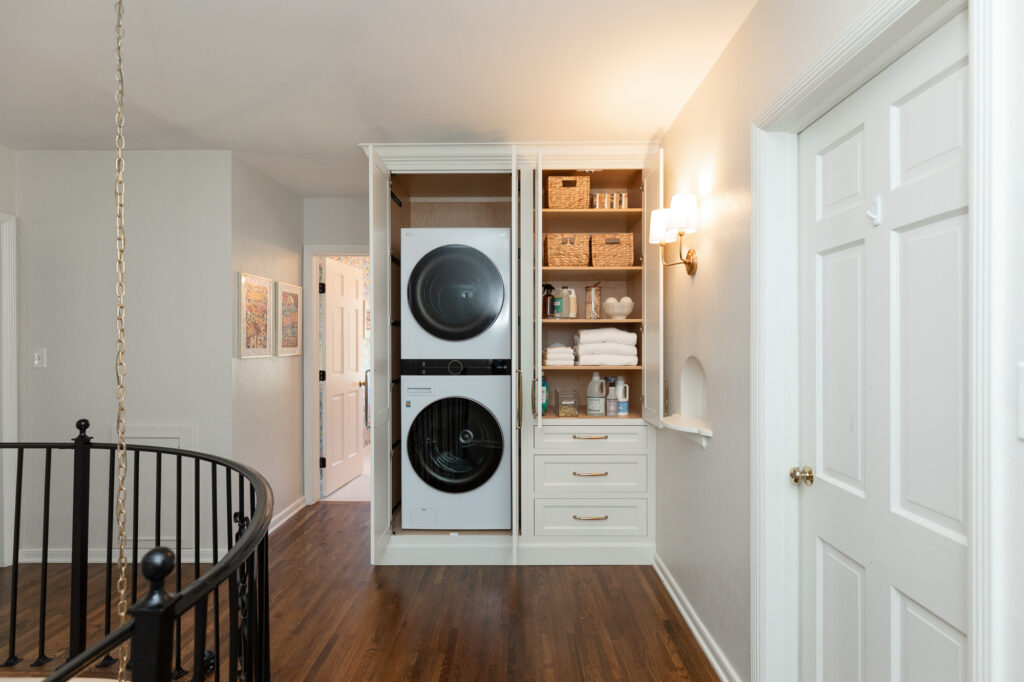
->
[[366, 143, 662, 566]]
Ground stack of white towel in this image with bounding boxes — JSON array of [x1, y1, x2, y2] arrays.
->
[[543, 344, 575, 366], [574, 328, 638, 366]]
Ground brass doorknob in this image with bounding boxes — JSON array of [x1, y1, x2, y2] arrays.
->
[[789, 465, 814, 486]]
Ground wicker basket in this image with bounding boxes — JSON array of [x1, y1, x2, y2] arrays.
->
[[547, 175, 590, 209], [590, 233, 634, 267], [546, 233, 590, 266]]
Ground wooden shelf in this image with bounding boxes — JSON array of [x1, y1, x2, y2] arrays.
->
[[543, 208, 642, 215], [543, 266, 641, 281], [541, 407, 644, 422], [542, 318, 642, 324], [542, 365, 642, 371]]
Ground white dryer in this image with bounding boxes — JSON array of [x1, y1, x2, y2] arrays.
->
[[400, 365, 511, 530], [400, 228, 511, 360]]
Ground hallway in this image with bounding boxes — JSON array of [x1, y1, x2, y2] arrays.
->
[[269, 503, 717, 680]]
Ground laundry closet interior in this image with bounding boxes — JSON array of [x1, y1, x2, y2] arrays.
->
[[369, 144, 672, 566]]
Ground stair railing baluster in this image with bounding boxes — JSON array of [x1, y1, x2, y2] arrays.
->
[[211, 463, 222, 682], [172, 453, 186, 679], [99, 447, 117, 668], [2, 446, 25, 667], [32, 446, 53, 666]]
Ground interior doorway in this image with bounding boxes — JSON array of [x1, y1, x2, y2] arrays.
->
[[316, 255, 371, 500]]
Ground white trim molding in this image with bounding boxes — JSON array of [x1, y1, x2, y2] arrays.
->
[[269, 496, 305, 535], [748, 1, 987, 680], [653, 553, 741, 682], [1, 214, 16, 567]]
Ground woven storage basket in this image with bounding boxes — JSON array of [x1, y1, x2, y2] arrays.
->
[[546, 233, 590, 266], [547, 175, 590, 209], [590, 233, 634, 267]]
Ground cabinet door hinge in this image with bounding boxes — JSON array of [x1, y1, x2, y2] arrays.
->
[[318, 282, 326, 294], [319, 457, 326, 468], [319, 370, 326, 381]]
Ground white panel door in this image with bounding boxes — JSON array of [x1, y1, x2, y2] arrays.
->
[[797, 14, 968, 682], [322, 257, 365, 495], [642, 148, 664, 425], [368, 147, 391, 563]]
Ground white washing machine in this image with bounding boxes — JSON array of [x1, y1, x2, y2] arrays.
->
[[400, 365, 511, 530], [400, 228, 511, 360]]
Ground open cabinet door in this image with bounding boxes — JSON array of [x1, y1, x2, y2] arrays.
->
[[642, 149, 664, 426], [368, 146, 391, 562], [508, 150, 520, 564]]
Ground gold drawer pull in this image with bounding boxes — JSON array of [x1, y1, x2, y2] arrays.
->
[[572, 514, 609, 521], [572, 471, 609, 477], [572, 434, 609, 440]]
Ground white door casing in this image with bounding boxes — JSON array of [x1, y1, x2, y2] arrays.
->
[[322, 257, 366, 496], [797, 14, 968, 682], [368, 147, 391, 562]]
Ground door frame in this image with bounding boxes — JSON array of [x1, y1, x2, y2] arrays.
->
[[749, 0, 994, 679], [302, 244, 370, 506], [1, 213, 16, 566]]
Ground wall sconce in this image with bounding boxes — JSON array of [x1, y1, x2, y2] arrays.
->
[[649, 194, 699, 275]]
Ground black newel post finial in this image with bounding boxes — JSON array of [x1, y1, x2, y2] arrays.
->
[[130, 548, 177, 682], [68, 418, 93, 658]]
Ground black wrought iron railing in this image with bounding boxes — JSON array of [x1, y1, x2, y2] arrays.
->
[[0, 419, 273, 681]]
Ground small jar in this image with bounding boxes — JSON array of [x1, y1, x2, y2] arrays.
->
[[585, 284, 601, 319]]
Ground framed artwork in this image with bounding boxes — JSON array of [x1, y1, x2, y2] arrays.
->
[[276, 281, 302, 356], [238, 272, 273, 358]]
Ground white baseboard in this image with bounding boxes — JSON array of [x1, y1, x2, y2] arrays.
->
[[653, 552, 741, 682], [19, 546, 216, 564], [269, 496, 306, 535]]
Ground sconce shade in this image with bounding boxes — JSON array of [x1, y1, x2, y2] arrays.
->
[[670, 193, 699, 234], [649, 208, 677, 245]]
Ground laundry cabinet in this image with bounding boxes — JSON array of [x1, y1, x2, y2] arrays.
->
[[364, 143, 663, 566]]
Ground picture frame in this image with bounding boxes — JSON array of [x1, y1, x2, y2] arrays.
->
[[276, 281, 302, 356], [238, 272, 273, 358]]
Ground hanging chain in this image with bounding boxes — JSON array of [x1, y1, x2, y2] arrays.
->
[[112, 1, 130, 680]]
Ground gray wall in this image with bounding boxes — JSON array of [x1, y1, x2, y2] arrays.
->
[[303, 197, 368, 246], [14, 150, 234, 555], [0, 145, 14, 216], [231, 156, 305, 515], [654, 0, 877, 676]]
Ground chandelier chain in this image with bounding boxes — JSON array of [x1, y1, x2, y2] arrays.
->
[[113, 1, 130, 680]]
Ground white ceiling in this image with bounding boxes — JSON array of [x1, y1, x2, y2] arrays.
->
[[0, 0, 756, 197]]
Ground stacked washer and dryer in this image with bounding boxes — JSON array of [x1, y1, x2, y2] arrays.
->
[[399, 228, 512, 530]]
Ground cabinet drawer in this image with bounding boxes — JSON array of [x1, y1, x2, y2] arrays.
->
[[534, 455, 647, 494], [534, 499, 648, 536], [533, 425, 648, 452]]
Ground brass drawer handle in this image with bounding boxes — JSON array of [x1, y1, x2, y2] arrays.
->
[[572, 434, 608, 440], [572, 514, 609, 521], [572, 471, 609, 477]]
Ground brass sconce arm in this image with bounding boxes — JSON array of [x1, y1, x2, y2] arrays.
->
[[660, 238, 698, 276]]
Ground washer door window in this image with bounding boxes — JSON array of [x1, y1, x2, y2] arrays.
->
[[407, 244, 504, 341], [407, 397, 503, 493]]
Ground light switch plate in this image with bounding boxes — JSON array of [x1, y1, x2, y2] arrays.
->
[[32, 347, 46, 368]]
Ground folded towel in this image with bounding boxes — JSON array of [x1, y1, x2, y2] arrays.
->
[[576, 328, 637, 345], [545, 343, 571, 350], [578, 354, 638, 366], [543, 348, 575, 357], [544, 358, 576, 366], [576, 342, 637, 357]]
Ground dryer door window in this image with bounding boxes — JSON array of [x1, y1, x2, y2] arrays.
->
[[407, 397, 503, 493], [407, 244, 504, 341]]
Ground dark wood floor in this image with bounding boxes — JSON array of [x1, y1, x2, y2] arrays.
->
[[0, 503, 718, 680], [270, 503, 717, 681]]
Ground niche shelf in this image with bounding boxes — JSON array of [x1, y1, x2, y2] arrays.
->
[[664, 356, 712, 449]]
